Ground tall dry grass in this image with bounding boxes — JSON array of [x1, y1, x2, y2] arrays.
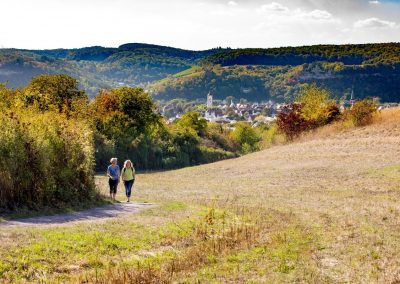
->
[[298, 107, 400, 142]]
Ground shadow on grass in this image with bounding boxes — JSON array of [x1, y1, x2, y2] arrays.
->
[[0, 197, 111, 222]]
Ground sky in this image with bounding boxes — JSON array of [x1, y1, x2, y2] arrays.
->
[[1, 0, 399, 50]]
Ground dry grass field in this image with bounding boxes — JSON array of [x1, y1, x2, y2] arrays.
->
[[0, 108, 399, 283]]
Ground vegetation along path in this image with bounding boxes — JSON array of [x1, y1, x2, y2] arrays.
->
[[0, 202, 155, 227]]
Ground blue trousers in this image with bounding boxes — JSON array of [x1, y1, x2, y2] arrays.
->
[[124, 179, 135, 198]]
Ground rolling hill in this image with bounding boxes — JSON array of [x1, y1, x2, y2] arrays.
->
[[1, 43, 400, 102], [150, 43, 400, 102], [0, 44, 228, 96]]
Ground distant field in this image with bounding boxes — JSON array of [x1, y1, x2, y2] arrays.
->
[[1, 108, 399, 283]]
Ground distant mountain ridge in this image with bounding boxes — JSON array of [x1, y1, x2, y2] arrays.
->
[[0, 43, 229, 95], [1, 42, 399, 102]]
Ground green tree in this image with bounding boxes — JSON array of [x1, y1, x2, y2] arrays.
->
[[230, 122, 260, 153], [91, 87, 160, 140], [176, 112, 208, 137], [24, 74, 86, 115], [91, 87, 163, 170]]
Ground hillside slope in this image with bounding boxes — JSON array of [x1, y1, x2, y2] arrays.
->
[[1, 109, 398, 282], [0, 44, 228, 97], [150, 60, 400, 102], [133, 108, 400, 282]]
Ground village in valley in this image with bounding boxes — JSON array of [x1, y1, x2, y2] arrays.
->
[[162, 92, 278, 125], [161, 91, 398, 126]]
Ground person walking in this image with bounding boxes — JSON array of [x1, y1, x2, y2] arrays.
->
[[121, 160, 135, 202], [107, 157, 120, 201]]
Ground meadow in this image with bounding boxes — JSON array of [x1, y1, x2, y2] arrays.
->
[[0, 108, 399, 283]]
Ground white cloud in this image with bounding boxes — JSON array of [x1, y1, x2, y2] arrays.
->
[[369, 0, 380, 4], [257, 4, 336, 23], [306, 9, 333, 20], [354, 17, 396, 29], [228, 1, 238, 6], [258, 2, 289, 13]]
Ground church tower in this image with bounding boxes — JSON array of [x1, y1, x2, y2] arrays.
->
[[207, 92, 213, 108]]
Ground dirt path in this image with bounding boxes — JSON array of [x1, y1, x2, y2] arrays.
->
[[0, 202, 155, 227]]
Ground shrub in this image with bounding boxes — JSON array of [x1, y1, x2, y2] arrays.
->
[[259, 124, 286, 149], [276, 104, 314, 141], [207, 122, 239, 152], [296, 84, 341, 126], [198, 146, 236, 164], [0, 109, 97, 211], [230, 122, 261, 153], [345, 99, 378, 127], [176, 112, 208, 137]]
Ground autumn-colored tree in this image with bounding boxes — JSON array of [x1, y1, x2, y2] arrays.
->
[[296, 84, 340, 126], [276, 103, 313, 141], [24, 74, 86, 115], [346, 99, 377, 126]]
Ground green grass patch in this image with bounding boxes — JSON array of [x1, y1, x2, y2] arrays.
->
[[173, 66, 202, 78], [139, 201, 189, 217], [191, 224, 320, 283], [0, 207, 197, 282], [367, 165, 400, 181]]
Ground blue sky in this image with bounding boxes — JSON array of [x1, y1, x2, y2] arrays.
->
[[1, 0, 399, 49]]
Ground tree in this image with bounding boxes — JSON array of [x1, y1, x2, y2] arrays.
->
[[176, 112, 208, 137], [296, 84, 339, 126], [113, 87, 161, 135], [230, 122, 260, 153], [276, 103, 313, 141], [24, 74, 86, 115], [90, 87, 163, 170], [91, 87, 161, 140]]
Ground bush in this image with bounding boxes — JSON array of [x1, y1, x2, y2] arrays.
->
[[198, 146, 236, 164], [276, 104, 314, 141], [230, 122, 261, 153], [259, 124, 286, 149], [296, 84, 340, 126], [176, 112, 208, 137], [0, 109, 97, 211], [345, 99, 377, 126], [207, 123, 239, 153]]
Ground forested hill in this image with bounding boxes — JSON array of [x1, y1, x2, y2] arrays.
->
[[150, 43, 400, 103], [200, 43, 400, 66], [0, 44, 228, 96], [1, 42, 400, 102]]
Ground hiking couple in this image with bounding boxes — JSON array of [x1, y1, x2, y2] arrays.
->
[[107, 158, 135, 202]]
